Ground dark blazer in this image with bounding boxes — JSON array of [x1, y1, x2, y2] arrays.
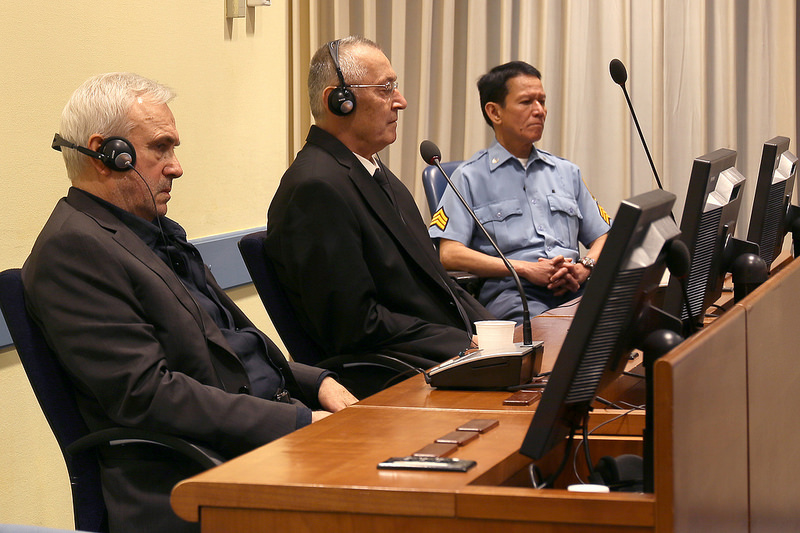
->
[[22, 188, 328, 533], [265, 126, 492, 369]]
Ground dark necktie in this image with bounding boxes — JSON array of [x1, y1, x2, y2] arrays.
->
[[373, 166, 395, 205]]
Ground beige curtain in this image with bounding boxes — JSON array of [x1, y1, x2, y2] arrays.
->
[[288, 0, 796, 232]]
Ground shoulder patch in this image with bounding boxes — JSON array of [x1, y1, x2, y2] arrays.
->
[[583, 178, 612, 226], [597, 201, 611, 225], [430, 207, 449, 231]]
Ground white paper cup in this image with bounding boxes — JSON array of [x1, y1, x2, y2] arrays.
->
[[474, 320, 516, 353]]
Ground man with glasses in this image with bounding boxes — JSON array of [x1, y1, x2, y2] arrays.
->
[[265, 36, 491, 397]]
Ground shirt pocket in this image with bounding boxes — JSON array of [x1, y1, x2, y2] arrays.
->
[[474, 198, 530, 251], [546, 194, 583, 247]]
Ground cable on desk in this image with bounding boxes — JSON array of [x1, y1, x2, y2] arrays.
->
[[535, 429, 576, 489], [572, 405, 642, 485], [594, 396, 626, 410], [381, 367, 424, 389], [504, 371, 551, 392], [622, 370, 645, 379]]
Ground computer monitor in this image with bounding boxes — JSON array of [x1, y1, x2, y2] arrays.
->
[[662, 148, 757, 332], [746, 136, 799, 270], [519, 189, 683, 483]]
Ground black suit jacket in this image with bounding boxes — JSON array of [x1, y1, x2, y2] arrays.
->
[[22, 188, 328, 532], [265, 126, 492, 368]]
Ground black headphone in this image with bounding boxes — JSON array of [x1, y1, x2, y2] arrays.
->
[[327, 40, 356, 116], [590, 454, 644, 492], [51, 133, 136, 172]]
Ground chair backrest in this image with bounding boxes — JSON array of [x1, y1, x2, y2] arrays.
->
[[0, 269, 107, 532], [421, 161, 463, 217], [237, 232, 329, 366]]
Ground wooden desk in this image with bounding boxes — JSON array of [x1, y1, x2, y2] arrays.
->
[[359, 296, 645, 435], [172, 257, 800, 531], [651, 254, 800, 532], [654, 305, 749, 532], [172, 297, 653, 531], [359, 297, 579, 412], [171, 406, 653, 532], [357, 374, 646, 437], [518, 296, 580, 360], [735, 254, 800, 531]]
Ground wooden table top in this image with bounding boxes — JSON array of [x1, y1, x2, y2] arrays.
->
[[172, 258, 800, 530], [171, 406, 537, 521], [355, 298, 578, 411], [171, 296, 664, 530], [358, 295, 645, 434]]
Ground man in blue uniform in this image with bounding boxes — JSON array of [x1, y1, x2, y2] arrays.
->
[[429, 61, 611, 323]]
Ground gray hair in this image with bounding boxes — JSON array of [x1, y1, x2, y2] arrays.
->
[[59, 72, 175, 180], [308, 36, 380, 119]]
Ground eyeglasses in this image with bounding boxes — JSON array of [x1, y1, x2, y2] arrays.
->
[[348, 80, 399, 95]]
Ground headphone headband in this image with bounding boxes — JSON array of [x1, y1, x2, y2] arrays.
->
[[328, 40, 348, 88], [326, 39, 356, 116]]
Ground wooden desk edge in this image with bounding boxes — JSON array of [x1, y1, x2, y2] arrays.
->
[[172, 479, 461, 523], [457, 485, 655, 526], [172, 474, 656, 527]]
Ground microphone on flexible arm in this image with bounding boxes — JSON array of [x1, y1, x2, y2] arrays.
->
[[421, 140, 533, 347], [610, 61, 705, 332], [609, 59, 667, 194], [419, 140, 540, 390]]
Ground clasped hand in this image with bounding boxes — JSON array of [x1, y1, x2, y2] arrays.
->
[[518, 255, 586, 297]]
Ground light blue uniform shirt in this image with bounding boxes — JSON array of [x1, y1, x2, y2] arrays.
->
[[429, 141, 611, 322]]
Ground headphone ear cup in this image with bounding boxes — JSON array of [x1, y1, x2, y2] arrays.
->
[[328, 86, 356, 116], [592, 454, 643, 492], [592, 456, 620, 486], [99, 137, 136, 171]]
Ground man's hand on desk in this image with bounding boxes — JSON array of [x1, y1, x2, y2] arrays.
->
[[316, 376, 358, 418], [312, 410, 332, 422]]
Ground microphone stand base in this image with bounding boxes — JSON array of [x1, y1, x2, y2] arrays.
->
[[424, 342, 543, 390]]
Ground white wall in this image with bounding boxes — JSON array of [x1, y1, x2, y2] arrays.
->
[[0, 2, 288, 527]]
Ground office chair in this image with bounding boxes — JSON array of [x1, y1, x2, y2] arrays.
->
[[237, 232, 422, 398], [422, 160, 463, 217], [422, 161, 484, 296], [0, 269, 223, 533]]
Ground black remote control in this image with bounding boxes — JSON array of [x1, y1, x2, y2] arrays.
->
[[377, 456, 477, 472]]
